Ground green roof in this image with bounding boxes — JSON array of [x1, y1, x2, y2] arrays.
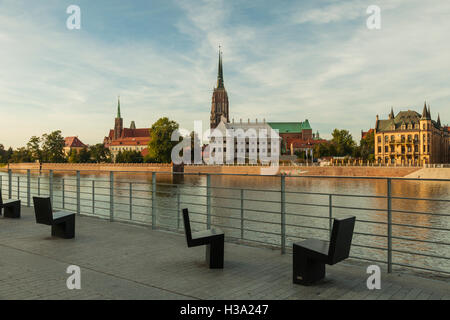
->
[[268, 120, 312, 133]]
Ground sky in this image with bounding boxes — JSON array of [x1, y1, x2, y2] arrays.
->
[[0, 0, 449, 148]]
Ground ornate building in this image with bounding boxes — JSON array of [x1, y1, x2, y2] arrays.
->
[[63, 136, 87, 156], [210, 49, 229, 129], [103, 97, 151, 161], [374, 103, 449, 165]]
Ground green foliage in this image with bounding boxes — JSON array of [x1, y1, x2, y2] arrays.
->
[[115, 150, 143, 163], [147, 117, 179, 163], [10, 147, 33, 163], [89, 144, 111, 163], [42, 131, 66, 163], [331, 129, 356, 157], [359, 130, 375, 161], [26, 136, 42, 162]]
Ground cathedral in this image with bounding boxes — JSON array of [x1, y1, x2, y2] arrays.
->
[[210, 49, 229, 129], [103, 97, 151, 161]]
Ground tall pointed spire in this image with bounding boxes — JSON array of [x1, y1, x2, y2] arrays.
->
[[427, 104, 431, 119], [389, 107, 394, 119], [217, 46, 224, 89], [117, 96, 121, 118], [421, 101, 429, 119], [437, 113, 441, 127]]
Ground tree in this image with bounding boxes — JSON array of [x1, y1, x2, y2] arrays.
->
[[330, 129, 356, 157], [89, 144, 111, 163], [67, 149, 80, 163], [0, 144, 9, 163], [26, 136, 42, 162], [42, 131, 66, 163], [147, 117, 179, 163], [115, 150, 143, 163], [78, 148, 91, 163], [10, 147, 33, 163], [359, 130, 375, 161]]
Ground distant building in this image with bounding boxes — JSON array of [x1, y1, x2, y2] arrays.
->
[[374, 103, 450, 165], [103, 97, 151, 161], [361, 128, 374, 141], [267, 121, 322, 154], [210, 117, 281, 163], [64, 136, 87, 155], [210, 49, 229, 130]]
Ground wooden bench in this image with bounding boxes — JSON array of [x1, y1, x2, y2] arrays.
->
[[32, 196, 75, 239], [182, 208, 224, 269], [0, 189, 21, 218], [293, 216, 356, 285]]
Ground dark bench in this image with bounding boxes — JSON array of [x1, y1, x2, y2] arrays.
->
[[0, 189, 21, 218], [32, 196, 75, 239], [293, 216, 356, 285], [182, 208, 224, 269]]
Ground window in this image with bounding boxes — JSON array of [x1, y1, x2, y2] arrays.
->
[[377, 136, 381, 143], [384, 136, 388, 142], [378, 147, 381, 153], [385, 146, 388, 152]]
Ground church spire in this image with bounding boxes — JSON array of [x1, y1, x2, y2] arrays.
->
[[217, 46, 224, 89], [389, 107, 394, 119], [421, 101, 430, 119], [117, 96, 121, 118], [437, 113, 441, 127]]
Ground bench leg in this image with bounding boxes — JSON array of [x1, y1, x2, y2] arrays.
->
[[4, 203, 21, 218], [206, 237, 224, 269], [293, 248, 325, 285], [52, 217, 75, 239]]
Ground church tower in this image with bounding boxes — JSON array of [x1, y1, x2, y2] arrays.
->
[[114, 96, 123, 140], [210, 48, 229, 129]]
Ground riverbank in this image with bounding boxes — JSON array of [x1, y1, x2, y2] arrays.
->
[[1, 162, 426, 177], [405, 168, 450, 179]]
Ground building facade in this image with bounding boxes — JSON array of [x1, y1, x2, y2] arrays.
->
[[64, 136, 87, 155], [374, 104, 449, 165], [103, 97, 151, 161]]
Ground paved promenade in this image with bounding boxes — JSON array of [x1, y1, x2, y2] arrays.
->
[[0, 207, 449, 300]]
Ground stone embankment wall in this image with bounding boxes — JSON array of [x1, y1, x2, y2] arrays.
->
[[2, 163, 423, 177]]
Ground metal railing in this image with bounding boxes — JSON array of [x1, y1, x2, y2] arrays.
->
[[0, 168, 449, 276]]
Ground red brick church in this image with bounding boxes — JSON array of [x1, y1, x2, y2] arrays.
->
[[103, 97, 151, 160]]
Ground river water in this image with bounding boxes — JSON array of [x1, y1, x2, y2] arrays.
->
[[1, 170, 449, 275]]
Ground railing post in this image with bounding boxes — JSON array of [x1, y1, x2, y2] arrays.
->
[[206, 174, 211, 229], [151, 172, 156, 229], [17, 176, 20, 200], [281, 175, 286, 254], [177, 185, 181, 230], [92, 180, 95, 215], [49, 170, 53, 203], [27, 169, 30, 207], [76, 171, 81, 215], [329, 194, 333, 238], [62, 178, 65, 209], [387, 178, 392, 273], [129, 182, 133, 220], [241, 189, 244, 240], [110, 171, 114, 222], [38, 176, 40, 196], [8, 169, 12, 199]]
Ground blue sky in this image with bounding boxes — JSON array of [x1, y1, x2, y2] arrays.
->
[[1, 0, 449, 148]]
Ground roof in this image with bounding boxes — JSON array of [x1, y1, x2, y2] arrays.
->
[[286, 138, 327, 148], [361, 128, 374, 140], [64, 136, 87, 148], [110, 137, 150, 147], [107, 128, 150, 140], [268, 120, 312, 133], [376, 110, 422, 132]]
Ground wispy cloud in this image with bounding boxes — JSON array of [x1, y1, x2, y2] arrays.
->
[[0, 0, 449, 148]]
